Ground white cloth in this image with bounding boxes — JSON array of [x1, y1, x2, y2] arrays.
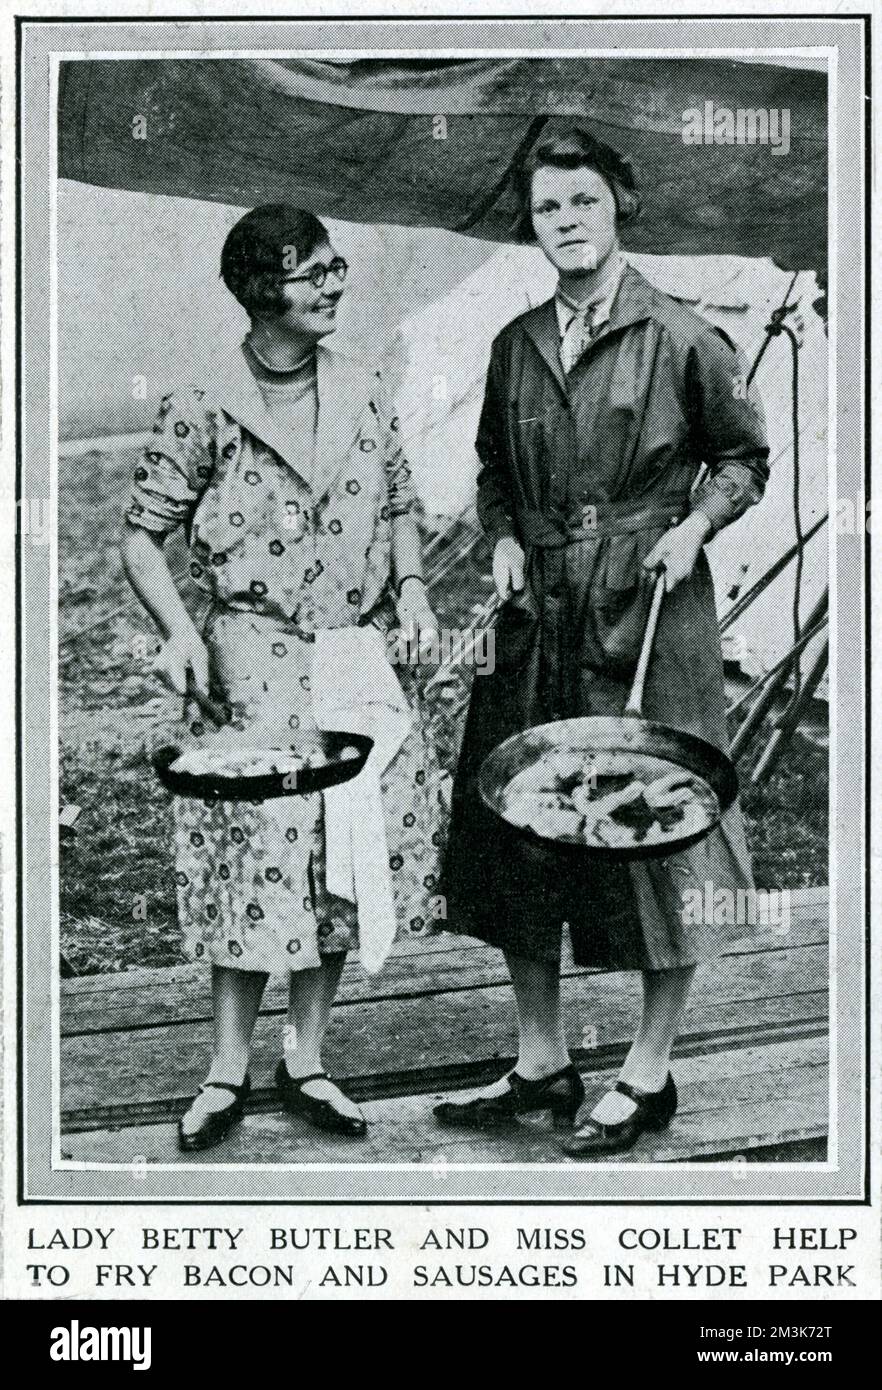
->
[[311, 626, 413, 975]]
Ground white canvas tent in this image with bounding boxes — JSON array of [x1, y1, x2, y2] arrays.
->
[[390, 241, 827, 684], [57, 52, 829, 691]]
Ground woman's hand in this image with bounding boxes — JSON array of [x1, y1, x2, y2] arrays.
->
[[121, 523, 210, 694], [155, 624, 211, 698], [493, 536, 526, 601], [395, 577, 440, 658], [642, 512, 713, 590]]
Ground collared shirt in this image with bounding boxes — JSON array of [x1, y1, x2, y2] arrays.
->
[[554, 252, 625, 371]]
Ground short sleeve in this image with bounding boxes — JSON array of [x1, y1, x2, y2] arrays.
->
[[373, 371, 415, 520], [124, 388, 216, 536]]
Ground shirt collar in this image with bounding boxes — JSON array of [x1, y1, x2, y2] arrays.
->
[[554, 252, 625, 338]]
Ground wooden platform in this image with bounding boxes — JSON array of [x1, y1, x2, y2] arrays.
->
[[60, 888, 828, 1164]]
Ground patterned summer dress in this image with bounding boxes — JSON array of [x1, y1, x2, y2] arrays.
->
[[125, 341, 445, 974]]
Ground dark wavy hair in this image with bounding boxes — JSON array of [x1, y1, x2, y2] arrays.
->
[[220, 205, 329, 318], [513, 128, 641, 243]]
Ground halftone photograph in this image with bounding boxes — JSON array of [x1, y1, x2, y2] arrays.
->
[[9, 11, 870, 1221]]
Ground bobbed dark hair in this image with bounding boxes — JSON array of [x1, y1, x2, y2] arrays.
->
[[513, 128, 641, 243], [220, 204, 329, 318]]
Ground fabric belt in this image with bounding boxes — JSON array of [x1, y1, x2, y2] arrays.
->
[[208, 598, 322, 642], [517, 495, 689, 548]]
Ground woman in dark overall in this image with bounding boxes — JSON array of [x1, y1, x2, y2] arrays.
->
[[436, 130, 770, 1156]]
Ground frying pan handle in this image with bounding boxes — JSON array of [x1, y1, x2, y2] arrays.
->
[[184, 670, 232, 727], [624, 570, 667, 718]]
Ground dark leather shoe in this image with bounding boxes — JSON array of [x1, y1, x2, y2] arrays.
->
[[275, 1062, 367, 1137], [177, 1076, 251, 1153], [560, 1073, 677, 1158], [434, 1063, 585, 1131]]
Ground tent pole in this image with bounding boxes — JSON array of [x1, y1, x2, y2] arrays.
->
[[729, 589, 827, 764], [750, 636, 829, 785], [718, 512, 826, 634]]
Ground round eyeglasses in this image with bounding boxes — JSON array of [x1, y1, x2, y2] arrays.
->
[[284, 257, 348, 291]]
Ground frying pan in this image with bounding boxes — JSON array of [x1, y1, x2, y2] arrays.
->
[[152, 731, 374, 803], [151, 673, 373, 803], [479, 571, 739, 860]]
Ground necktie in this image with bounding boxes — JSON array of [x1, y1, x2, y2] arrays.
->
[[559, 303, 597, 374]]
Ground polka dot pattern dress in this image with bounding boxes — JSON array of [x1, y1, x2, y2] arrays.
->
[[125, 344, 446, 973]]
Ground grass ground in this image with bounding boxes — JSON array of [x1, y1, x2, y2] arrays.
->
[[60, 445, 829, 975]]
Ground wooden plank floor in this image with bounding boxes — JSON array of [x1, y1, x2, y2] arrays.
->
[[62, 1038, 827, 1165], [60, 888, 828, 1163]]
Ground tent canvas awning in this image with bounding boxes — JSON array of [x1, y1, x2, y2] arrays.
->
[[58, 56, 827, 275]]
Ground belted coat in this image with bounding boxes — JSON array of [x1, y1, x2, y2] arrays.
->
[[441, 264, 771, 970]]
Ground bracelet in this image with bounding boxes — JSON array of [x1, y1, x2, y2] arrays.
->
[[395, 573, 426, 598]]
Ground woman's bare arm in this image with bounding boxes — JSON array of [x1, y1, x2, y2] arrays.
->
[[120, 520, 210, 695], [391, 512, 438, 638], [390, 511, 424, 589]]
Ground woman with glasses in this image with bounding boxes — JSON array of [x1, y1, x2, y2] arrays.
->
[[121, 204, 441, 1151]]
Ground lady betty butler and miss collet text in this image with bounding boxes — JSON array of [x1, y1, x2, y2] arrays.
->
[[27, 1224, 858, 1252]]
